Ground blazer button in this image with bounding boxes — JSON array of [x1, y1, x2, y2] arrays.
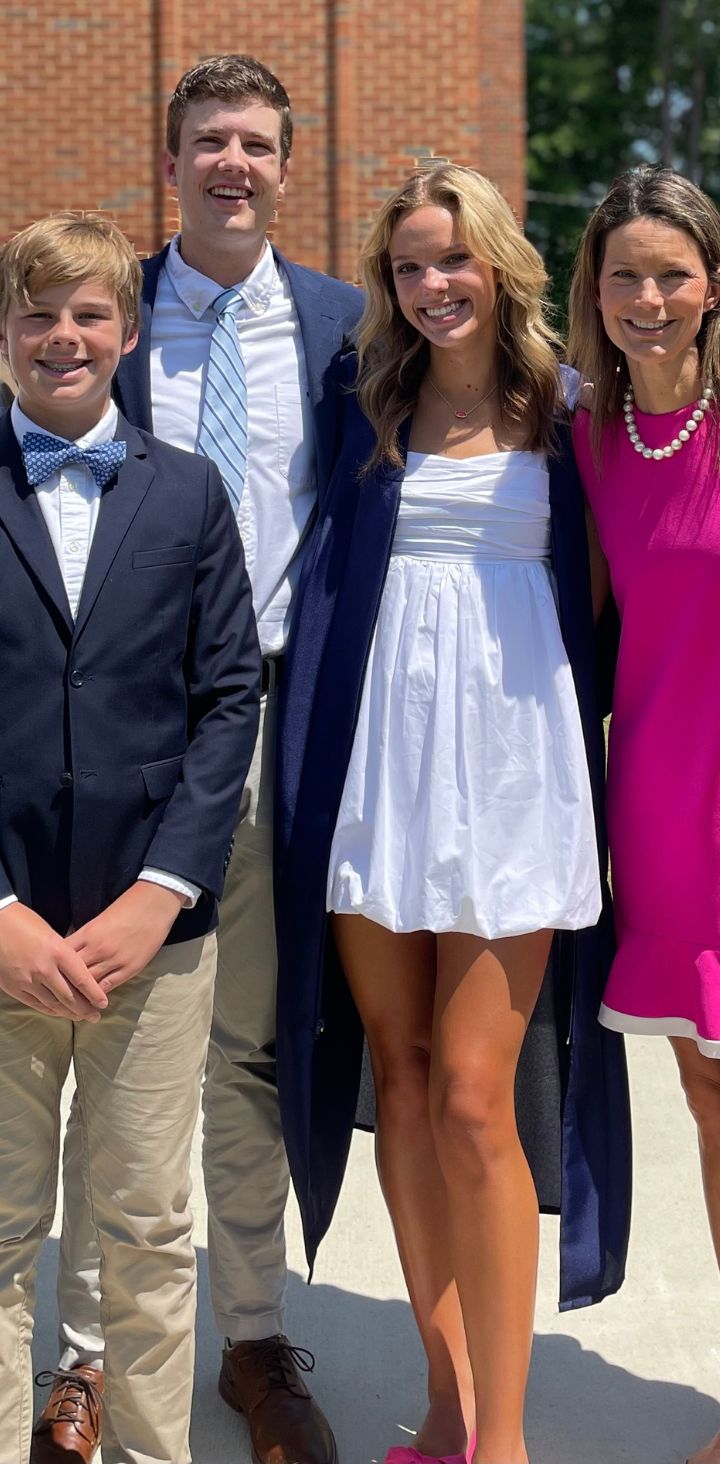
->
[[60, 772, 74, 788], [69, 670, 84, 687]]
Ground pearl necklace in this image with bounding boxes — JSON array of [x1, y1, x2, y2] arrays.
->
[[623, 383, 714, 459], [427, 376, 497, 420]]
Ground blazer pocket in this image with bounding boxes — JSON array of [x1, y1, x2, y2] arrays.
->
[[133, 545, 197, 569], [141, 754, 185, 801]]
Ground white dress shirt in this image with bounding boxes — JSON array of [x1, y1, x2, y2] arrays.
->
[[1, 400, 200, 914], [150, 237, 317, 655]]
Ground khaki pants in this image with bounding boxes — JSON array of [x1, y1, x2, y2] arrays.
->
[[58, 691, 288, 1367], [0, 934, 216, 1464]]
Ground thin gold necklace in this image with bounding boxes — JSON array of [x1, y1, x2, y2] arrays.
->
[[427, 376, 498, 421]]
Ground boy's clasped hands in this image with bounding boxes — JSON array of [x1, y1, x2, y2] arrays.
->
[[0, 879, 186, 1020]]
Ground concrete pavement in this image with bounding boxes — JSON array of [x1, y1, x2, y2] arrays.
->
[[32, 1036, 719, 1463]]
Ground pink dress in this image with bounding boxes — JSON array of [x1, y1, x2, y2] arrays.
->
[[573, 405, 720, 1058]]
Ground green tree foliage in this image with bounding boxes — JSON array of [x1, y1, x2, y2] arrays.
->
[[526, 0, 720, 316]]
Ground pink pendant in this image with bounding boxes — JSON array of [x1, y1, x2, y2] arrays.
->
[[454, 409, 468, 419]]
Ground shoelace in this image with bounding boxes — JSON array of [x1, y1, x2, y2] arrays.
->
[[241, 1336, 316, 1397], [34, 1369, 104, 1443]]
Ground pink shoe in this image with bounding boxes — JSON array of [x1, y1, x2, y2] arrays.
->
[[384, 1448, 468, 1464]]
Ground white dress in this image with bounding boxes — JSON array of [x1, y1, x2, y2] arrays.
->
[[326, 450, 601, 938]]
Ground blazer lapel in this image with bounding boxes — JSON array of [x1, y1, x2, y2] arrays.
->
[[72, 418, 155, 641], [277, 253, 350, 494], [0, 416, 73, 635], [113, 249, 167, 433], [352, 419, 409, 573], [548, 425, 593, 674], [548, 426, 607, 806], [321, 416, 410, 750]]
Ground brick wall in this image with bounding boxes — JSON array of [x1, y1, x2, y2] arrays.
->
[[0, 1, 525, 277], [0, 2, 160, 257]]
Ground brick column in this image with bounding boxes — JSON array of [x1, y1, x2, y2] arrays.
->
[[478, 0, 526, 217], [329, 0, 359, 282], [154, 0, 185, 247]]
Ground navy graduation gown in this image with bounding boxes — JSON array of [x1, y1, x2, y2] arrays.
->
[[275, 389, 632, 1310]]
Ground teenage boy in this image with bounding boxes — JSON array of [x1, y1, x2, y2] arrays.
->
[[44, 51, 361, 1464], [0, 212, 260, 1464]]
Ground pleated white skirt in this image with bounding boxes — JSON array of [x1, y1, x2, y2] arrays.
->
[[327, 451, 601, 938]]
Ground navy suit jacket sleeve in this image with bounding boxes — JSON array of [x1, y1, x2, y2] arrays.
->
[[143, 461, 261, 899], [0, 859, 12, 902]]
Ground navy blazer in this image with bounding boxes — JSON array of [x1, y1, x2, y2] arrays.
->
[[275, 389, 632, 1311], [114, 246, 364, 502], [0, 411, 261, 942]]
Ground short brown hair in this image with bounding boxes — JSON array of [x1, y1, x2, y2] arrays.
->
[[166, 54, 293, 163], [0, 212, 142, 337], [567, 165, 720, 463]]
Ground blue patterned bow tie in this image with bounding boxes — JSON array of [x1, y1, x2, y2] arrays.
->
[[21, 432, 127, 490]]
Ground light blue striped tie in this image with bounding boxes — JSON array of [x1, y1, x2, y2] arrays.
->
[[197, 288, 247, 515]]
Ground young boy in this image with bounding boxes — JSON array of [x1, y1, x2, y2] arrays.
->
[[0, 213, 260, 1464]]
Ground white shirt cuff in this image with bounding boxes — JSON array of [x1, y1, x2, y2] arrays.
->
[[0, 894, 18, 912], [139, 868, 202, 909]]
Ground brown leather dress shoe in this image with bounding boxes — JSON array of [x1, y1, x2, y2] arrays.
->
[[219, 1336, 337, 1464], [30, 1366, 104, 1464]]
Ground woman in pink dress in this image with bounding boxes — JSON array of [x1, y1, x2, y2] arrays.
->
[[569, 164, 720, 1464]]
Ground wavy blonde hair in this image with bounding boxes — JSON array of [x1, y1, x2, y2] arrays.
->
[[567, 165, 720, 466], [357, 164, 563, 468]]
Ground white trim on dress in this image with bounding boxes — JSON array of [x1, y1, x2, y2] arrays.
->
[[599, 1003, 720, 1059]]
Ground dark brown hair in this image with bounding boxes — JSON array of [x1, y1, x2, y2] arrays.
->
[[166, 54, 293, 163], [567, 165, 720, 462]]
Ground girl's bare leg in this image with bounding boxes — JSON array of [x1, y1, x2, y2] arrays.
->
[[333, 914, 474, 1453], [431, 929, 552, 1464]]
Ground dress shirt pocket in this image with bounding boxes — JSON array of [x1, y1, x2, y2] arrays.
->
[[275, 385, 306, 482], [132, 545, 197, 569], [141, 754, 185, 801]]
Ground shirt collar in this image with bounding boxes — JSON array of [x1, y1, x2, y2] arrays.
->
[[165, 235, 280, 320], [11, 398, 119, 451]]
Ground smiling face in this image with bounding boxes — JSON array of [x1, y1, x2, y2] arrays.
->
[[165, 97, 287, 278], [0, 276, 137, 438], [597, 217, 720, 371], [388, 204, 497, 351]]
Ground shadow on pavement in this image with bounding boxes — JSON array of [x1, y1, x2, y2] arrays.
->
[[32, 1240, 717, 1464], [526, 1332, 717, 1463], [193, 1259, 719, 1464]]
